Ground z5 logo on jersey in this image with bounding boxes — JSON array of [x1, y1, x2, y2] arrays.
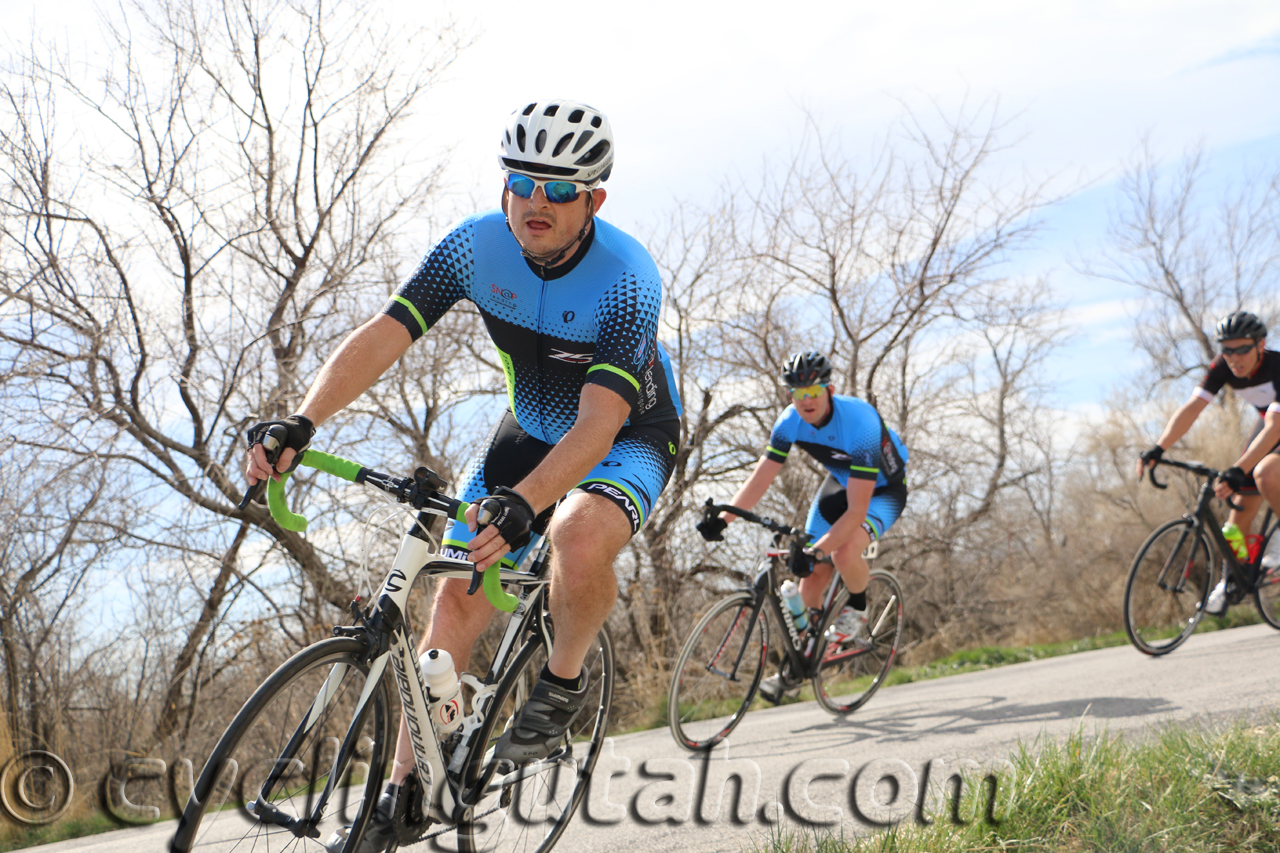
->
[[584, 483, 640, 528], [830, 452, 852, 461], [551, 349, 593, 364], [490, 284, 518, 300]]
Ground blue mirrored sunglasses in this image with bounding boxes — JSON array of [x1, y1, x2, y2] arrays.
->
[[504, 172, 594, 204]]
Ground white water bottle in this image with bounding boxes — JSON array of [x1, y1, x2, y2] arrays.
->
[[779, 579, 809, 630], [420, 649, 464, 737]]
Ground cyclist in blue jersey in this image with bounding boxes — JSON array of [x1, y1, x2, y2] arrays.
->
[[245, 100, 681, 852], [698, 351, 908, 703]]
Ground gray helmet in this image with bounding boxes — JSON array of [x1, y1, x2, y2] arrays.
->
[[1215, 311, 1267, 341], [780, 351, 833, 387], [498, 100, 614, 184]]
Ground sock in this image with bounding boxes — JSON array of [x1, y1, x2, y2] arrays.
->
[[848, 591, 867, 612], [540, 664, 583, 691]]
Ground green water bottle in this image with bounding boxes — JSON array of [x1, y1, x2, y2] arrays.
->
[[1222, 522, 1248, 562]]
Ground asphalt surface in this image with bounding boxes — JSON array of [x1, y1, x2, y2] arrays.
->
[[32, 623, 1280, 852]]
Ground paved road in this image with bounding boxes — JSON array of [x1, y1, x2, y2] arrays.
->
[[35, 623, 1280, 852]]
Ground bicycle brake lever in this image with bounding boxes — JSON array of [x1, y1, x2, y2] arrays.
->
[[1147, 466, 1168, 490], [237, 481, 265, 511], [466, 566, 484, 596]]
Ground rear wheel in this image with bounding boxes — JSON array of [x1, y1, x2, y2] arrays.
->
[[457, 625, 614, 853], [811, 569, 904, 714], [170, 637, 392, 853], [667, 591, 768, 751], [1124, 518, 1212, 655], [1253, 525, 1280, 629]]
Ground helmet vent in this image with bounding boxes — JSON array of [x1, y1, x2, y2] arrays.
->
[[590, 116, 602, 128], [516, 124, 526, 152], [552, 133, 574, 157], [575, 139, 610, 166], [543, 104, 559, 116], [522, 103, 537, 116], [571, 130, 594, 153], [535, 129, 547, 153], [568, 109, 585, 123]]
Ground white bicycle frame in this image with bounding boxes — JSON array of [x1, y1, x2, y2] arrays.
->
[[339, 524, 552, 823]]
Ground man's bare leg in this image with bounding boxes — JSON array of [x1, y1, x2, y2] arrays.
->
[[544, 490, 631, 679]]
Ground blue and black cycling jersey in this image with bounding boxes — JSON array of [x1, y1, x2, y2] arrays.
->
[[384, 210, 682, 443], [765, 395, 908, 489]]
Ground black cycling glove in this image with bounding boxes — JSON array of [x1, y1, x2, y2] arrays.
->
[[696, 515, 728, 542], [476, 486, 536, 551], [1220, 466, 1249, 493], [246, 414, 315, 472], [1139, 445, 1164, 465]]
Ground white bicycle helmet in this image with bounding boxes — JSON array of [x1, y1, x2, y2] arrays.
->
[[499, 100, 614, 184]]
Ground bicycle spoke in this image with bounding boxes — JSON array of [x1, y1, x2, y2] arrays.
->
[[812, 571, 903, 715], [667, 593, 767, 751], [1124, 519, 1211, 656]]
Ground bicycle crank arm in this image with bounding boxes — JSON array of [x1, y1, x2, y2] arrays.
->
[[479, 751, 579, 798]]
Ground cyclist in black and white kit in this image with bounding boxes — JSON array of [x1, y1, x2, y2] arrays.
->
[[1139, 311, 1280, 611], [245, 100, 681, 852]]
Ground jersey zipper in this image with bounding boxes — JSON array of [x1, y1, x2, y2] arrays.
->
[[536, 273, 548, 439]]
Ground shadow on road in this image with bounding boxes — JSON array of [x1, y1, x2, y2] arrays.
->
[[789, 694, 1178, 743]]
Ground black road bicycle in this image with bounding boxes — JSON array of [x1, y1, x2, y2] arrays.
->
[[667, 501, 904, 751], [1125, 457, 1280, 656], [170, 448, 613, 853]]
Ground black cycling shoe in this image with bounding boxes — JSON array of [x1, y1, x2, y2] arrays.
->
[[326, 774, 421, 853], [492, 671, 587, 764]]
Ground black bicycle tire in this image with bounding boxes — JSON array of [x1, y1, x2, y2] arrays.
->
[[811, 569, 904, 715], [667, 591, 768, 752], [1253, 523, 1280, 629], [169, 636, 392, 853], [1123, 518, 1212, 656], [456, 625, 614, 853]]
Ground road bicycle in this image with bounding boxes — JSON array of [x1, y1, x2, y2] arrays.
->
[[170, 448, 613, 853], [1125, 456, 1280, 656], [667, 500, 904, 751]]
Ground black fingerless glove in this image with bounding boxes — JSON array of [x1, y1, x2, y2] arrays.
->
[[1139, 445, 1164, 464], [1220, 466, 1249, 493], [696, 515, 728, 542], [246, 414, 315, 471], [476, 486, 535, 551]]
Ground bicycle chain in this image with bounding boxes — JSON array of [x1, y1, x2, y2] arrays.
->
[[399, 800, 507, 847]]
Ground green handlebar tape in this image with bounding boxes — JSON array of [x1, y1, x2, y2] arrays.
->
[[483, 564, 519, 612], [266, 473, 308, 533], [298, 450, 362, 482]]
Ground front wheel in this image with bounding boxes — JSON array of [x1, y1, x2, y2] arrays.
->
[[811, 569, 904, 715], [667, 591, 768, 751], [456, 625, 614, 853], [169, 637, 393, 853], [1253, 526, 1280, 629], [1124, 518, 1212, 656]]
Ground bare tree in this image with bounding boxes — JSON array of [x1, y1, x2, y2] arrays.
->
[[0, 0, 470, 752], [1086, 142, 1280, 383]]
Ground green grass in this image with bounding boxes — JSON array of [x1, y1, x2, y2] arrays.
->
[[750, 719, 1280, 852], [0, 808, 124, 852]]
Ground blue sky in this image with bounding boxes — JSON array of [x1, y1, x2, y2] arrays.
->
[[16, 0, 1280, 412]]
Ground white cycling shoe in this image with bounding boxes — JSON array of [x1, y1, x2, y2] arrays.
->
[[825, 605, 868, 645]]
